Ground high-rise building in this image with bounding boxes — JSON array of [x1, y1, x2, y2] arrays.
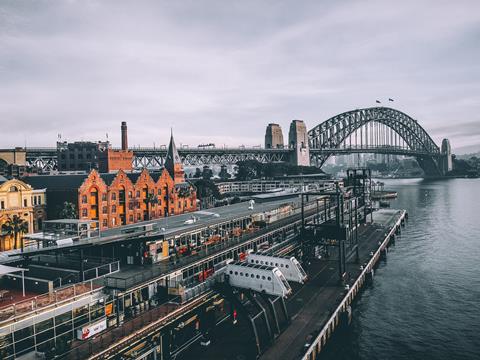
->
[[288, 120, 310, 166], [265, 123, 284, 149], [57, 141, 103, 172]]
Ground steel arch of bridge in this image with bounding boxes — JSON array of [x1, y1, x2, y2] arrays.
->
[[24, 107, 444, 175], [308, 107, 442, 174]]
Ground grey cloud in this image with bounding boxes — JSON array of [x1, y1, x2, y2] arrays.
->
[[0, 0, 479, 153]]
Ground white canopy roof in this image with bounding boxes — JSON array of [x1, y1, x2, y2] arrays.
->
[[0, 264, 28, 276]]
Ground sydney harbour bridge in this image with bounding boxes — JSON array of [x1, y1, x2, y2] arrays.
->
[[9, 107, 452, 177]]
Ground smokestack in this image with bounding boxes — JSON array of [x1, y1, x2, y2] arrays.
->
[[121, 121, 128, 151]]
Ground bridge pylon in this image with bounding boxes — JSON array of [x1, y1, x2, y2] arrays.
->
[[440, 138, 453, 175], [288, 120, 310, 166]]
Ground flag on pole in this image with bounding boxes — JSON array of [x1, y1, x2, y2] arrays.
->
[[388, 98, 394, 102], [376, 100, 381, 104]]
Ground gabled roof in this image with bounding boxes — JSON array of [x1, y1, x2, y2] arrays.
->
[[125, 172, 142, 184], [165, 131, 182, 178], [150, 171, 163, 183], [99, 173, 118, 186]]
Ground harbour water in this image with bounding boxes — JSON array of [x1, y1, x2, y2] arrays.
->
[[321, 178, 480, 360]]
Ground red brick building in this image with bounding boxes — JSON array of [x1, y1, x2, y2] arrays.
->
[[98, 121, 134, 173], [25, 134, 197, 230]]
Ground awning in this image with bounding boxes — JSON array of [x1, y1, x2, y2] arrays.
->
[[0, 265, 28, 297], [0, 264, 28, 276]]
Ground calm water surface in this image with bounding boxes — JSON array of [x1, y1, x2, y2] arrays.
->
[[321, 178, 480, 360]]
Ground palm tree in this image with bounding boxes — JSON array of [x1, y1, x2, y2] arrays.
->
[[1, 215, 29, 252], [144, 193, 159, 220]]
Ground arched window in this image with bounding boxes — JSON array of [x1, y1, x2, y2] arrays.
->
[[9, 186, 18, 192]]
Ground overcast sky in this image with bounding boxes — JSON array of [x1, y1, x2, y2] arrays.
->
[[1, 0, 479, 153]]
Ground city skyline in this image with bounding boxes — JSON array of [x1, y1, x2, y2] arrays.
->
[[1, 0, 480, 153]]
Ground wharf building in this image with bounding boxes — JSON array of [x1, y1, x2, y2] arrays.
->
[[0, 177, 46, 252], [24, 134, 197, 230], [0, 186, 304, 359]]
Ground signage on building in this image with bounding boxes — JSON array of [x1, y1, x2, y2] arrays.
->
[[77, 318, 107, 340], [105, 303, 113, 316]]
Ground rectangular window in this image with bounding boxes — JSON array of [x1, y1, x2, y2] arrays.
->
[[136, 190, 140, 198], [82, 208, 87, 217], [102, 206, 108, 214], [1, 201, 4, 209], [128, 191, 132, 198], [112, 205, 116, 213], [103, 219, 108, 227], [157, 189, 161, 195], [102, 194, 107, 201], [111, 193, 117, 201], [82, 195, 87, 204], [24, 199, 27, 207]]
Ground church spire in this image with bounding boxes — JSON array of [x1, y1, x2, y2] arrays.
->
[[165, 131, 183, 181]]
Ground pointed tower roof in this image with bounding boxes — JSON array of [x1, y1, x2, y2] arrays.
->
[[165, 131, 182, 178]]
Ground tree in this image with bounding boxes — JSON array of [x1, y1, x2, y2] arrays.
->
[[58, 201, 78, 219], [144, 193, 159, 220], [193, 179, 221, 200], [219, 165, 231, 181], [202, 166, 213, 180], [193, 168, 202, 178], [235, 160, 262, 180], [1, 215, 29, 251]]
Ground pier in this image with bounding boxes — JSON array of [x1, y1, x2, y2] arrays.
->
[[176, 209, 407, 360]]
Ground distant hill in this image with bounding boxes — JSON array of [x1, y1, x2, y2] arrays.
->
[[456, 152, 480, 160]]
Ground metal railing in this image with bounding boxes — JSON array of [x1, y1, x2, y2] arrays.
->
[[0, 279, 103, 327]]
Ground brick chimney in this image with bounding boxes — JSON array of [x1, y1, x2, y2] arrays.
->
[[121, 121, 128, 151]]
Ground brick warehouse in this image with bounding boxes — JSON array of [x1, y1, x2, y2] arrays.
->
[[24, 134, 197, 230]]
